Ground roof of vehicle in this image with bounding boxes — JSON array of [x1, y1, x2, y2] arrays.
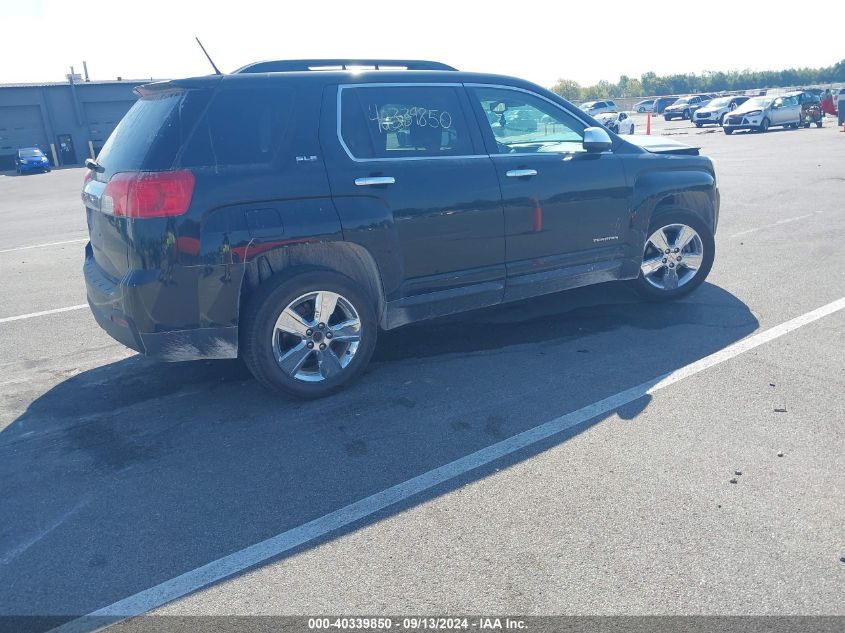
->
[[136, 68, 558, 98]]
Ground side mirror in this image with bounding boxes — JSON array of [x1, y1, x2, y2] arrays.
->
[[583, 126, 612, 152]]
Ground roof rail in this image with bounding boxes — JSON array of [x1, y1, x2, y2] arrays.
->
[[233, 59, 457, 74]]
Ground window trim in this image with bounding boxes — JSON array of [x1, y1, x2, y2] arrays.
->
[[464, 83, 600, 157], [336, 82, 488, 163]]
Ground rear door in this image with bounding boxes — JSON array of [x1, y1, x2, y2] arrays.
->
[[323, 83, 505, 306], [466, 85, 632, 301]]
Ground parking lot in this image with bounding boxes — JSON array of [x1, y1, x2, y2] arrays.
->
[[1, 117, 843, 631]]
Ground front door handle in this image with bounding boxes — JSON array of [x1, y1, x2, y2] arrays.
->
[[355, 176, 395, 186], [506, 169, 538, 178]]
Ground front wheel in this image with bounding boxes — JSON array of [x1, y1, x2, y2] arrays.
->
[[240, 269, 378, 398], [724, 128, 733, 135], [695, 122, 703, 128], [664, 115, 671, 121], [683, 109, 691, 120], [758, 118, 770, 133], [632, 212, 715, 301], [816, 121, 823, 128]]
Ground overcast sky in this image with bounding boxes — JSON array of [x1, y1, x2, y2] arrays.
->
[[1, 0, 841, 88]]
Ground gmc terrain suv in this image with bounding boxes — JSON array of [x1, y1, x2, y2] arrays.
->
[[82, 59, 719, 398]]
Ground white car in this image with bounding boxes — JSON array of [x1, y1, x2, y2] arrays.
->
[[579, 100, 618, 116], [723, 94, 801, 134], [693, 95, 750, 127], [597, 111, 635, 135]]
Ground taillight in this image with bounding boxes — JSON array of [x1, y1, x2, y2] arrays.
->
[[102, 171, 195, 219]]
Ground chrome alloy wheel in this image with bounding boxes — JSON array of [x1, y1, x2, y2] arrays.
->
[[272, 291, 362, 382], [640, 223, 705, 291]]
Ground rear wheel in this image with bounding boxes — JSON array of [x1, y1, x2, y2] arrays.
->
[[632, 211, 715, 301], [240, 269, 377, 398], [683, 109, 691, 120]]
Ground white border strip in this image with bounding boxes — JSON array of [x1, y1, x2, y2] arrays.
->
[[0, 305, 88, 324], [52, 296, 845, 633], [0, 238, 87, 254]]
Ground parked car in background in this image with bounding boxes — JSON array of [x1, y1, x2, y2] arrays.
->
[[15, 148, 51, 174], [652, 96, 679, 114], [664, 95, 710, 121], [693, 95, 749, 127], [633, 99, 654, 113], [579, 100, 617, 115], [596, 111, 635, 134], [723, 94, 801, 134]]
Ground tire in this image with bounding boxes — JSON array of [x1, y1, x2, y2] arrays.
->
[[803, 122, 811, 128], [724, 128, 733, 135], [240, 268, 378, 398], [719, 113, 726, 126], [664, 115, 671, 121], [758, 117, 770, 133], [695, 122, 703, 128], [816, 121, 823, 128], [631, 210, 715, 302], [683, 109, 691, 120]]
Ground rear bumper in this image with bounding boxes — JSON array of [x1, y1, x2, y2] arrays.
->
[[84, 244, 238, 361]]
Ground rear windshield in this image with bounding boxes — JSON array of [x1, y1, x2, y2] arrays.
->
[[95, 89, 210, 176]]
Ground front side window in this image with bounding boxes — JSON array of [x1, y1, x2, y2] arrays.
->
[[339, 85, 473, 159], [470, 86, 586, 155]]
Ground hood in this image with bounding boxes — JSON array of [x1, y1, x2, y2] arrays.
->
[[624, 135, 700, 156], [666, 102, 691, 110], [732, 100, 770, 114]]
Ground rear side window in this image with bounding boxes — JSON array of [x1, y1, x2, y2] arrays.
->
[[339, 85, 474, 159], [96, 89, 210, 176], [180, 87, 293, 167]]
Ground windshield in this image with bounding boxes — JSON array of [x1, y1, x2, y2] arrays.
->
[[744, 97, 772, 108], [673, 98, 690, 105], [579, 103, 595, 110], [708, 97, 730, 107], [19, 149, 44, 158]]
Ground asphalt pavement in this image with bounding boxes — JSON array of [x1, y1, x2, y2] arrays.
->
[[0, 117, 843, 631]]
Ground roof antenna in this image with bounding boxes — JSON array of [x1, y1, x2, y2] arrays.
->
[[195, 37, 222, 75]]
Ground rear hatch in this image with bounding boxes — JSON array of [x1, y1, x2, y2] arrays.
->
[[83, 79, 216, 280]]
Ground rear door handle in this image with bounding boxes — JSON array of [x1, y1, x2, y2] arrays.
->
[[355, 176, 395, 186], [506, 169, 538, 178]]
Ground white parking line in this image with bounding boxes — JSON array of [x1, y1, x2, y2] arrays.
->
[[731, 214, 815, 238], [51, 296, 845, 633], [0, 237, 88, 254], [0, 305, 88, 324]]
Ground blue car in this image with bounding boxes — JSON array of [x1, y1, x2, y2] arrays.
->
[[15, 147, 51, 174]]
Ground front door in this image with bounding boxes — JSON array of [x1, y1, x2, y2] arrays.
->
[[466, 85, 632, 301], [324, 83, 505, 312], [57, 134, 76, 165]]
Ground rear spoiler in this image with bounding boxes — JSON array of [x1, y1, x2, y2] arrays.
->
[[134, 75, 223, 97]]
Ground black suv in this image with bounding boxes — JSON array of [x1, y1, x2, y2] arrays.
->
[[82, 59, 719, 397]]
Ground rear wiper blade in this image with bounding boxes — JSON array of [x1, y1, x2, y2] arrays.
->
[[84, 158, 104, 173]]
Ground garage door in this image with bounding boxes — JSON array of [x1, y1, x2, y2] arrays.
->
[[85, 100, 136, 157], [0, 105, 48, 170]]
